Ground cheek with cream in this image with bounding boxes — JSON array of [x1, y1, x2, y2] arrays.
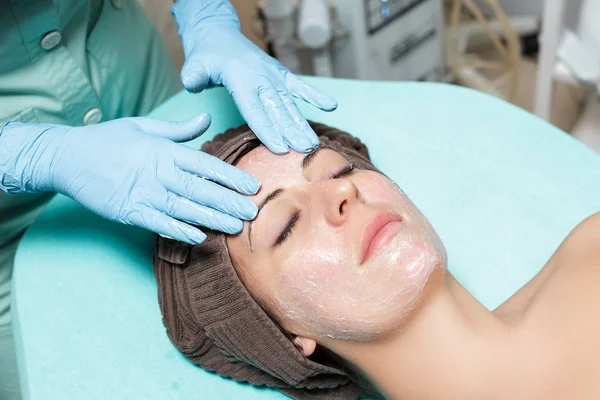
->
[[357, 172, 447, 260], [273, 172, 447, 341]]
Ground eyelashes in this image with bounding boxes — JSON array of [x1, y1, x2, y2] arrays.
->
[[329, 163, 355, 179], [272, 164, 355, 248], [273, 210, 300, 247]]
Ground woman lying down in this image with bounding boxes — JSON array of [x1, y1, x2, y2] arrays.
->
[[153, 122, 600, 400]]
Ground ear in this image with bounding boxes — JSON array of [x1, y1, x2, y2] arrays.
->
[[293, 336, 317, 357]]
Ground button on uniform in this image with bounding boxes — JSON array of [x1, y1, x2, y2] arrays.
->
[[111, 0, 123, 9], [40, 31, 62, 51], [82, 108, 103, 125]]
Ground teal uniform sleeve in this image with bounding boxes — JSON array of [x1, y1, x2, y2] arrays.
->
[[0, 3, 182, 397]]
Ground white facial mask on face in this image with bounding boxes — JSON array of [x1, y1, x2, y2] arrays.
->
[[273, 175, 446, 341]]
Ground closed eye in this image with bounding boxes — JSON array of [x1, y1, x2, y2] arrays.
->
[[273, 210, 300, 248], [272, 165, 355, 248], [329, 164, 355, 179]]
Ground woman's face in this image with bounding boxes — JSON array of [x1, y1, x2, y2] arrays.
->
[[227, 145, 446, 341]]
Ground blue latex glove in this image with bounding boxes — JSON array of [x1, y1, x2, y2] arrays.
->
[[0, 115, 259, 244], [172, 0, 337, 154]]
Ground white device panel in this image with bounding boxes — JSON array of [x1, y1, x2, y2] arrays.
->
[[332, 0, 444, 81]]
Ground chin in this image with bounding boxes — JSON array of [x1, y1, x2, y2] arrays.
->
[[381, 244, 444, 321]]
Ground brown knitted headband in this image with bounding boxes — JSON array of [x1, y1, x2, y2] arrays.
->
[[153, 122, 380, 399]]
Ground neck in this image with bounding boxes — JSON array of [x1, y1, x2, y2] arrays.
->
[[328, 269, 518, 400]]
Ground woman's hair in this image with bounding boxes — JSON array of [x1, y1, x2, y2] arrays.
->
[[153, 121, 383, 399], [200, 122, 372, 163]]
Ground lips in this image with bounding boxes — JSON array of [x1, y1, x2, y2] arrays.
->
[[359, 213, 403, 265]]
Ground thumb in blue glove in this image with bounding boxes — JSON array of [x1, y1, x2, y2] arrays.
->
[[0, 114, 260, 244]]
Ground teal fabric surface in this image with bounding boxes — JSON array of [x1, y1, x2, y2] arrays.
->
[[12, 78, 600, 399]]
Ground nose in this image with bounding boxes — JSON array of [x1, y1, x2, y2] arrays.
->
[[316, 178, 359, 226]]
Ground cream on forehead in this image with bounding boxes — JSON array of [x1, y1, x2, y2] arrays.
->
[[236, 147, 307, 194], [235, 145, 305, 171], [236, 147, 353, 215]]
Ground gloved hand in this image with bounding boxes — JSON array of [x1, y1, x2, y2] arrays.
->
[[0, 115, 259, 244], [172, 0, 337, 154]]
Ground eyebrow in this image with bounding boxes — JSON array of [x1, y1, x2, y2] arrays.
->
[[301, 146, 322, 169], [247, 148, 322, 251]]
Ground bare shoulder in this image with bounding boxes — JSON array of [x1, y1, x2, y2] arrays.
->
[[554, 212, 600, 265], [531, 211, 600, 304], [567, 212, 600, 240], [521, 213, 600, 400], [494, 212, 600, 321]]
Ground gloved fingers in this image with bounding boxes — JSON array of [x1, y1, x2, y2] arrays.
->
[[276, 88, 320, 151], [257, 79, 317, 153], [133, 207, 207, 244], [180, 58, 211, 93], [285, 72, 338, 112], [129, 114, 212, 143], [163, 171, 258, 220], [173, 147, 260, 195], [228, 79, 289, 154], [162, 192, 244, 234]]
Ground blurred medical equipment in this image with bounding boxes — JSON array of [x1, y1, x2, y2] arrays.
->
[[534, 0, 600, 148], [257, 0, 445, 81], [332, 0, 444, 81], [13, 78, 600, 400], [535, 0, 600, 118], [533, 0, 567, 121], [446, 0, 536, 102], [262, 0, 300, 73], [298, 0, 333, 77], [559, 0, 600, 93]]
